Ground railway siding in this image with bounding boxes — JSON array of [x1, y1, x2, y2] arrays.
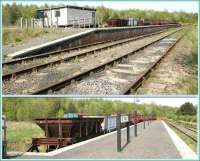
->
[[3, 28, 182, 95], [56, 29, 184, 95]]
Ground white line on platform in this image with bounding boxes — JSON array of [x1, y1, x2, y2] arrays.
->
[[161, 120, 198, 159], [23, 124, 135, 157]]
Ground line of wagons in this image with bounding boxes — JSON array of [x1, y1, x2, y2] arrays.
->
[[27, 113, 156, 152], [106, 18, 179, 27]]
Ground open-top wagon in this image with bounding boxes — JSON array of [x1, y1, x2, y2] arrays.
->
[[27, 117, 104, 152]]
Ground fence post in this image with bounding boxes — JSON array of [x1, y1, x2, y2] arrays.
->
[[78, 18, 81, 28], [25, 18, 28, 29], [117, 113, 121, 152], [143, 116, 146, 129], [72, 19, 75, 28], [127, 115, 130, 143], [31, 18, 33, 28], [20, 17, 23, 29], [134, 111, 137, 137]]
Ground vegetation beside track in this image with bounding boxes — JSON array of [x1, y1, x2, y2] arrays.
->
[[3, 28, 49, 46], [6, 121, 44, 152], [179, 26, 198, 94], [3, 98, 197, 122]]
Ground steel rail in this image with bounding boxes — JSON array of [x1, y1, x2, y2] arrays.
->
[[3, 27, 174, 66], [166, 120, 197, 142], [31, 28, 183, 94], [3, 29, 174, 80], [123, 29, 186, 94], [171, 121, 197, 133]]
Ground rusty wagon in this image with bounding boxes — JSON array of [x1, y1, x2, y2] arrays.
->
[[27, 117, 104, 152]]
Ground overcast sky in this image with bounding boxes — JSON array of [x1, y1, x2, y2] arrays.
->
[[2, 1, 198, 13]]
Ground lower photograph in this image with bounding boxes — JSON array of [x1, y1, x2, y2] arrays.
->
[[2, 97, 198, 159]]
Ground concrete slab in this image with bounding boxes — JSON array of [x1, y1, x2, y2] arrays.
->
[[14, 120, 186, 159]]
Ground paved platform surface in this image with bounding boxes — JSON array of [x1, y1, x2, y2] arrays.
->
[[14, 120, 181, 159]]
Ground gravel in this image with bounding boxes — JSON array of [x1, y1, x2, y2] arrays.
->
[[58, 32, 181, 95], [3, 28, 181, 95]]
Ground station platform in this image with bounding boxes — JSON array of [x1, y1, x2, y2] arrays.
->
[[13, 120, 197, 159]]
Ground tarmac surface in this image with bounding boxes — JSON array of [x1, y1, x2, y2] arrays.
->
[[14, 120, 181, 159]]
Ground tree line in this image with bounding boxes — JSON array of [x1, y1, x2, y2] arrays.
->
[[2, 3, 198, 26], [2, 98, 196, 122]]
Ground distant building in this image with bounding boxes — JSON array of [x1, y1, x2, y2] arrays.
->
[[37, 5, 96, 27]]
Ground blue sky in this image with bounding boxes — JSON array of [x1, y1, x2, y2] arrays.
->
[[2, 1, 198, 13]]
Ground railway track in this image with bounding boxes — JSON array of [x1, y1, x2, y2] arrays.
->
[[53, 28, 185, 95], [3, 28, 183, 95], [3, 28, 173, 80], [166, 120, 197, 142]]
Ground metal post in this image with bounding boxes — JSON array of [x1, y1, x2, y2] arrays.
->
[[127, 116, 130, 143], [79, 122, 82, 137], [134, 111, 137, 137], [56, 17, 58, 28], [95, 121, 98, 133], [117, 113, 121, 152], [86, 119, 88, 136], [3, 115, 7, 158], [45, 119, 49, 137], [58, 119, 62, 138], [148, 116, 150, 126], [143, 116, 146, 129], [45, 119, 49, 151]]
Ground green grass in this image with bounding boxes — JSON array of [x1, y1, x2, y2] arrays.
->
[[178, 26, 198, 94], [7, 121, 44, 152], [168, 114, 197, 123], [3, 27, 50, 46]]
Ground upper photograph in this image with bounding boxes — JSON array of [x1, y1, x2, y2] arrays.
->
[[2, 1, 198, 95]]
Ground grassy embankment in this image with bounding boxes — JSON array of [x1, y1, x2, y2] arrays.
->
[[178, 26, 198, 94], [6, 121, 44, 152], [3, 27, 50, 46]]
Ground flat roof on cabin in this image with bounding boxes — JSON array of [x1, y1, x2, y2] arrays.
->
[[37, 5, 96, 12]]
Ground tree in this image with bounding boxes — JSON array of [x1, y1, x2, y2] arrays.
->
[[67, 101, 77, 113], [176, 102, 196, 115], [57, 108, 65, 117]]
